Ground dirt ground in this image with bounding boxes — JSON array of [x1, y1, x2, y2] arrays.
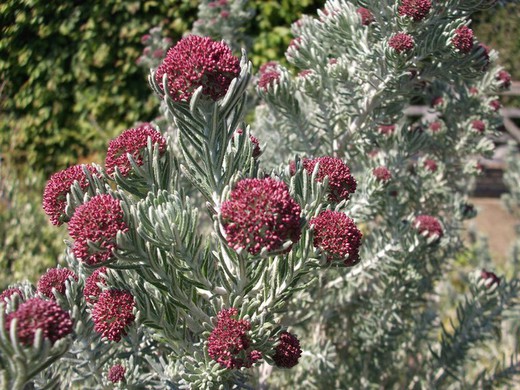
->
[[465, 197, 519, 264]]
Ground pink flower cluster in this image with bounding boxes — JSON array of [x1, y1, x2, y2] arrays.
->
[[43, 164, 98, 226], [378, 124, 396, 135], [221, 178, 302, 255], [471, 120, 486, 133], [310, 210, 362, 266], [356, 7, 374, 26], [37, 268, 78, 300], [452, 26, 474, 54], [414, 215, 443, 238], [92, 289, 135, 342], [107, 364, 126, 383], [0, 288, 23, 302], [257, 61, 281, 91], [398, 0, 431, 22], [84, 267, 108, 304], [105, 123, 167, 177], [68, 194, 128, 265], [155, 35, 240, 102], [480, 269, 500, 289], [389, 33, 415, 53], [303, 157, 357, 203], [208, 308, 262, 369], [373, 166, 392, 182], [5, 298, 72, 346], [496, 70, 512, 89], [272, 331, 302, 368], [423, 159, 438, 172]]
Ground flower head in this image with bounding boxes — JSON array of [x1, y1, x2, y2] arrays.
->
[[258, 70, 281, 91], [489, 99, 501, 112], [37, 268, 78, 299], [373, 166, 392, 182], [208, 308, 262, 369], [84, 267, 108, 305], [356, 7, 374, 26], [68, 194, 128, 265], [221, 178, 301, 255], [398, 0, 431, 22], [378, 124, 396, 135], [107, 364, 126, 383], [6, 298, 72, 346], [471, 120, 486, 133], [423, 159, 438, 172], [496, 70, 511, 89], [389, 33, 415, 53], [480, 269, 501, 289], [452, 26, 474, 54], [105, 123, 167, 177], [92, 289, 135, 342], [0, 288, 23, 303], [303, 157, 357, 202], [310, 210, 362, 266], [155, 35, 240, 102], [414, 215, 443, 238], [43, 164, 98, 226], [429, 121, 442, 133], [272, 331, 302, 368]]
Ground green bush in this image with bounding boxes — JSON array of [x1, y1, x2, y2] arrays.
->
[[0, 0, 199, 175]]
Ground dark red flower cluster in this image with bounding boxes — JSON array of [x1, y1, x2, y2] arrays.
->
[[452, 26, 474, 54], [92, 289, 135, 342], [84, 267, 108, 305], [423, 159, 438, 172], [431, 96, 444, 108], [221, 178, 302, 255], [496, 70, 512, 89], [356, 7, 374, 26], [107, 364, 126, 383], [398, 0, 431, 22], [480, 269, 501, 289], [43, 164, 98, 226], [0, 288, 23, 303], [373, 166, 392, 182], [429, 122, 442, 133], [258, 61, 281, 92], [6, 298, 72, 346], [208, 307, 262, 369], [310, 210, 362, 266], [105, 123, 167, 177], [37, 268, 78, 300], [68, 194, 128, 265], [378, 124, 396, 135], [389, 33, 415, 53], [155, 35, 240, 102], [303, 157, 357, 202], [272, 331, 302, 368], [489, 99, 501, 112], [414, 215, 443, 238], [471, 120, 486, 133]]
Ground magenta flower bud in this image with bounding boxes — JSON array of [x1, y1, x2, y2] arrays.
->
[[272, 331, 302, 368], [84, 267, 108, 305], [398, 0, 431, 22], [68, 194, 128, 266], [389, 33, 415, 53], [43, 164, 98, 226], [258, 70, 281, 91], [480, 269, 501, 289], [140, 34, 152, 45], [413, 215, 443, 239], [423, 159, 438, 172], [303, 157, 357, 202], [489, 99, 501, 112], [378, 124, 396, 135], [5, 298, 72, 346], [429, 121, 442, 132], [107, 364, 126, 383], [208, 308, 262, 369], [310, 210, 363, 266], [471, 120, 486, 133], [373, 166, 392, 182], [496, 70, 511, 89], [105, 123, 167, 177], [356, 7, 375, 26], [37, 268, 78, 300], [92, 289, 135, 342], [452, 26, 474, 54], [221, 178, 302, 255], [155, 35, 240, 102], [0, 288, 23, 303]]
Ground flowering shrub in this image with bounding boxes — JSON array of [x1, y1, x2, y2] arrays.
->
[[0, 2, 519, 389]]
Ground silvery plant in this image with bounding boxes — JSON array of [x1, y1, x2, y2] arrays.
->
[[0, 1, 518, 389]]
